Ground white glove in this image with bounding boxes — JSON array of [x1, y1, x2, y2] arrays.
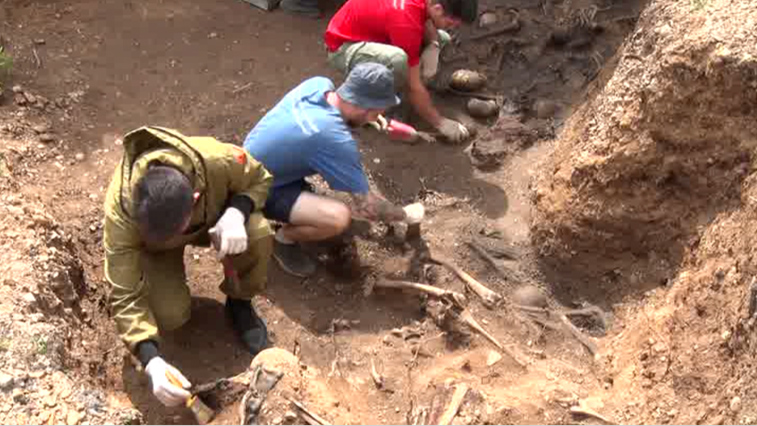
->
[[145, 357, 192, 407], [437, 118, 470, 144], [366, 114, 389, 133], [420, 41, 441, 82], [209, 207, 248, 257], [403, 203, 425, 224]]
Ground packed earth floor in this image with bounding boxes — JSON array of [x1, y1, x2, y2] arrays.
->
[[1, 0, 756, 424]]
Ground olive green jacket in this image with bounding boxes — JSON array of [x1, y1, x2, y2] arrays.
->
[[103, 126, 272, 351]]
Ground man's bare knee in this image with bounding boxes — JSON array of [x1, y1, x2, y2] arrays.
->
[[288, 193, 352, 241], [327, 202, 352, 236]]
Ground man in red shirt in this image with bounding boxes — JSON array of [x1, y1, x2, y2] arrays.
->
[[325, 0, 478, 144]]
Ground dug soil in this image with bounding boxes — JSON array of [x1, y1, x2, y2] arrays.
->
[[1, 0, 754, 424]]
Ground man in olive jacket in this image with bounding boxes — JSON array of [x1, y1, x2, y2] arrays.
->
[[103, 126, 273, 407]]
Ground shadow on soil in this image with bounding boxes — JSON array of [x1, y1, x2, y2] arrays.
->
[[121, 297, 254, 424], [358, 129, 509, 220]]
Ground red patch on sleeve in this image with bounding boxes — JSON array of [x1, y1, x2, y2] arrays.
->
[[235, 151, 247, 165]]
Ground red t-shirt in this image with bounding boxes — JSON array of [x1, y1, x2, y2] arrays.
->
[[325, 0, 427, 67]]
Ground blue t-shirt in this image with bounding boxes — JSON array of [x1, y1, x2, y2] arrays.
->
[[243, 77, 370, 194]]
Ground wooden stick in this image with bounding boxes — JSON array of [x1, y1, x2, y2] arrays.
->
[[459, 310, 527, 368], [560, 314, 598, 356], [289, 399, 330, 425], [32, 47, 41, 68], [437, 384, 469, 425], [428, 255, 502, 308], [470, 18, 520, 41], [570, 405, 616, 425], [467, 240, 523, 283], [375, 279, 467, 308], [232, 82, 253, 94]]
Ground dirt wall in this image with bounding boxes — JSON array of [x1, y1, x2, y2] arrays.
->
[[531, 0, 757, 303]]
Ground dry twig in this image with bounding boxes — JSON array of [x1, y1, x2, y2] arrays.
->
[[32, 47, 41, 68]]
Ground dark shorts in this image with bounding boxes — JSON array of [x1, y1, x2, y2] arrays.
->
[[262, 180, 314, 223]]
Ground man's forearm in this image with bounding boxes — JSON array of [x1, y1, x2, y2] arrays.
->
[[351, 192, 407, 223], [408, 76, 442, 127], [423, 19, 439, 44]]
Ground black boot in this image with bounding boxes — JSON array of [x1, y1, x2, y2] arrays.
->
[[226, 298, 268, 356], [273, 240, 317, 278]]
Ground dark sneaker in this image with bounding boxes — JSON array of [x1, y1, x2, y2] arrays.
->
[[273, 240, 317, 278], [280, 0, 320, 18], [226, 298, 268, 356]]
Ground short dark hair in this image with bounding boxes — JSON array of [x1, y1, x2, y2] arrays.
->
[[134, 166, 194, 241], [436, 0, 477, 23]]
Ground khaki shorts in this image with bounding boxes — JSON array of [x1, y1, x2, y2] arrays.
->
[[327, 30, 451, 90]]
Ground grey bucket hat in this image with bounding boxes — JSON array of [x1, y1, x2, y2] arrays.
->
[[336, 63, 401, 110]]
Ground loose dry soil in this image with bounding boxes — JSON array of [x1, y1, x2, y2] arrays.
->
[[0, 0, 755, 424]]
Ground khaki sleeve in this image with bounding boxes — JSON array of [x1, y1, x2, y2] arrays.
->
[[227, 148, 273, 212], [103, 215, 158, 352]]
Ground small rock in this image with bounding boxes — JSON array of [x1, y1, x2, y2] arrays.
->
[[730, 396, 742, 412], [29, 370, 45, 379], [513, 285, 548, 308], [0, 373, 14, 391], [24, 92, 37, 104], [32, 124, 51, 134], [34, 39, 46, 45], [14, 94, 27, 105], [22, 293, 36, 304], [12, 85, 23, 93], [208, 32, 218, 38], [272, 416, 282, 424], [467, 98, 499, 118], [44, 395, 56, 407], [74, 153, 85, 162], [12, 388, 26, 404], [38, 411, 52, 424], [283, 411, 297, 421], [534, 99, 559, 119], [66, 409, 82, 425], [652, 342, 666, 353], [486, 350, 503, 366], [39, 133, 55, 143], [479, 12, 498, 28]]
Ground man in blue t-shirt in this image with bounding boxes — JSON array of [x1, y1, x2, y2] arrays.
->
[[245, 63, 424, 277]]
